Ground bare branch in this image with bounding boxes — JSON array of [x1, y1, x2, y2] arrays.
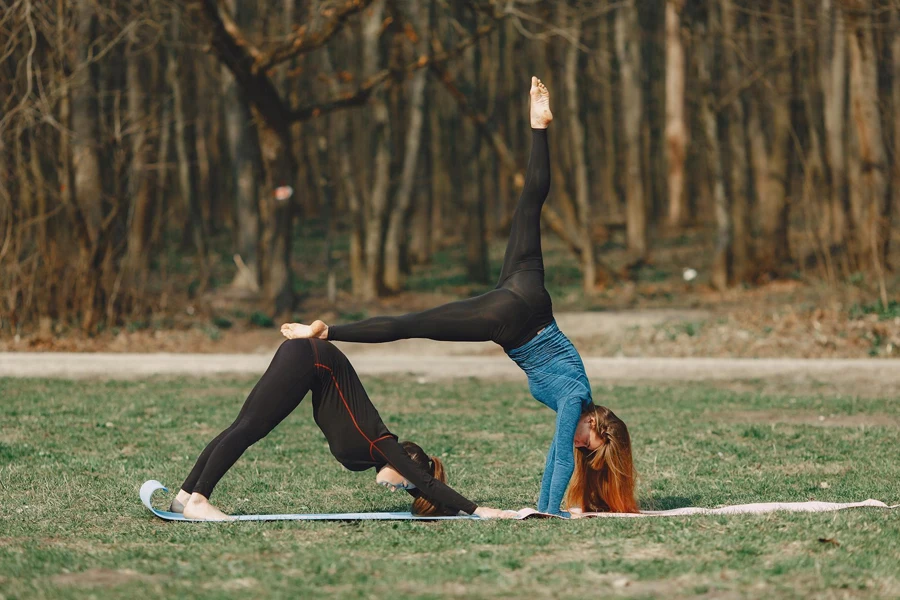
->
[[290, 20, 501, 123], [183, 0, 292, 132], [256, 0, 375, 72]]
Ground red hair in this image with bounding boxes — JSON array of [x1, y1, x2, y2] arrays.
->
[[564, 405, 639, 513], [400, 441, 455, 517]]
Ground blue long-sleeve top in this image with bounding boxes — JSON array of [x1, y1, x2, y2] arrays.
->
[[534, 383, 592, 515]]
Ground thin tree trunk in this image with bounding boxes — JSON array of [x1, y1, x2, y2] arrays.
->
[[169, 12, 208, 280], [320, 46, 365, 296], [665, 0, 688, 229], [362, 0, 391, 299], [126, 27, 152, 277], [820, 0, 850, 252], [599, 4, 617, 221], [429, 76, 447, 253], [722, 0, 750, 282], [563, 5, 596, 292], [759, 2, 792, 272], [257, 125, 296, 314], [71, 0, 102, 240], [223, 0, 261, 292], [616, 0, 647, 260], [463, 9, 489, 284], [892, 1, 900, 270], [383, 0, 428, 292], [698, 15, 730, 291]]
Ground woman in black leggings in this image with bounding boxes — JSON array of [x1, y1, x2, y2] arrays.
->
[[170, 339, 514, 520], [282, 78, 638, 516]]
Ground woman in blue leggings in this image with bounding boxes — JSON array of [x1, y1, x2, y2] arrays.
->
[[283, 77, 637, 515]]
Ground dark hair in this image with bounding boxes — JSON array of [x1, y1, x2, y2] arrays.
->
[[400, 441, 454, 516]]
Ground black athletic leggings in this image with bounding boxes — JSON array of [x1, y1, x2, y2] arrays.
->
[[180, 344, 315, 498], [329, 129, 553, 351]]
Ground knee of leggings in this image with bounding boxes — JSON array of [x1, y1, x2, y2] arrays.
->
[[279, 338, 310, 357], [232, 419, 272, 445]]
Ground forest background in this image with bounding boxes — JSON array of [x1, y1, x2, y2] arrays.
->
[[2, 0, 899, 357]]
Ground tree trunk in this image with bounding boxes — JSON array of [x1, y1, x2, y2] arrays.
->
[[892, 2, 900, 270], [169, 12, 208, 280], [126, 26, 153, 278], [616, 0, 647, 260], [362, 0, 391, 299], [563, 5, 596, 292], [463, 10, 489, 284], [722, 0, 751, 283], [843, 0, 890, 300], [698, 15, 730, 291], [322, 47, 365, 296], [257, 124, 295, 314], [820, 0, 850, 254], [665, 0, 688, 229], [383, 0, 428, 292], [758, 2, 792, 272], [599, 4, 618, 221], [223, 0, 261, 292], [70, 0, 103, 240]]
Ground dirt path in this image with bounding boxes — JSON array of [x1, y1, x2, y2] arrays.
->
[[2, 340, 897, 387]]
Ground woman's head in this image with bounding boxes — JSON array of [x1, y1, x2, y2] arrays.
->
[[374, 441, 455, 516], [565, 404, 639, 513]]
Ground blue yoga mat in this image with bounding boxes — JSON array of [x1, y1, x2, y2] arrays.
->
[[140, 480, 481, 521]]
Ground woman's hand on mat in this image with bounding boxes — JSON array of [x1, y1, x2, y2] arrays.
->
[[474, 507, 520, 519], [281, 320, 329, 340]]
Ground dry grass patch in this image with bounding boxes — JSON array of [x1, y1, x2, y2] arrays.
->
[[50, 568, 157, 589], [709, 410, 900, 428]]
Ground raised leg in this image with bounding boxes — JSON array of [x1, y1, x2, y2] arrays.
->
[[497, 77, 552, 284]]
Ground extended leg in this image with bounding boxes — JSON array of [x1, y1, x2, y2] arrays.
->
[[328, 288, 522, 345], [179, 340, 315, 519], [497, 78, 552, 284]]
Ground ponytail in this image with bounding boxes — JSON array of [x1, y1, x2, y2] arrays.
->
[[564, 405, 639, 513]]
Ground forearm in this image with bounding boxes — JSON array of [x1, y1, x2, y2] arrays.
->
[[545, 456, 575, 515], [536, 441, 556, 513], [378, 440, 478, 515], [542, 400, 582, 515]]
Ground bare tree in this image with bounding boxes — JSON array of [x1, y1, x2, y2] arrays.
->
[[842, 0, 890, 303], [697, 13, 730, 291], [616, 0, 647, 260], [722, 0, 750, 282], [384, 0, 429, 292], [665, 0, 688, 229]]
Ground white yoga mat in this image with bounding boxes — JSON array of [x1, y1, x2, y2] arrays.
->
[[140, 480, 895, 522]]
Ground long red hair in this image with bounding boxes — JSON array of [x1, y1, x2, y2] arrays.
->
[[564, 405, 639, 513]]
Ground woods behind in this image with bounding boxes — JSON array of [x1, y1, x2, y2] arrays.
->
[[1, 0, 897, 335]]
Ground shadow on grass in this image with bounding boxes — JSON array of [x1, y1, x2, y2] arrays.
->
[[643, 496, 698, 511]]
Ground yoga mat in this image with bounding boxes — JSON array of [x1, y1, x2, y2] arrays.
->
[[141, 480, 896, 522], [140, 480, 480, 521], [561, 499, 897, 519]]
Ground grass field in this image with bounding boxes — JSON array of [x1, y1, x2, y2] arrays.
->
[[1, 375, 899, 599]]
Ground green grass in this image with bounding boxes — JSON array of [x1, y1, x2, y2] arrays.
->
[[1, 377, 899, 599]]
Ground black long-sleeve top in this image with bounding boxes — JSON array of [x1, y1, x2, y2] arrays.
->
[[309, 340, 478, 515]]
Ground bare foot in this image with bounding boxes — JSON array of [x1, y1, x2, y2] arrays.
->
[[280, 320, 329, 340], [530, 76, 552, 129], [169, 489, 191, 513], [183, 493, 235, 521]]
